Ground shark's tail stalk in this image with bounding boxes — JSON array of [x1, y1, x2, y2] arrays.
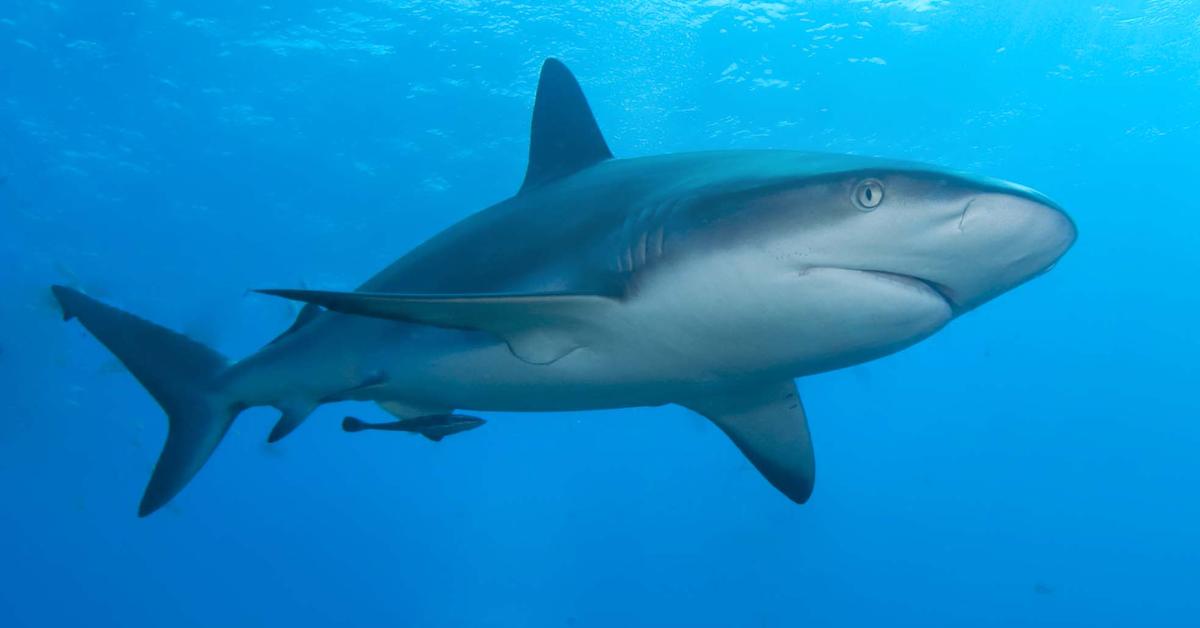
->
[[51, 285, 242, 517]]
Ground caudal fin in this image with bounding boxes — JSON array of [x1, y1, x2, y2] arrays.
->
[[51, 285, 241, 517]]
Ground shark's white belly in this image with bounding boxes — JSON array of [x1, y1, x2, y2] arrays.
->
[[395, 252, 952, 411], [614, 257, 953, 379]]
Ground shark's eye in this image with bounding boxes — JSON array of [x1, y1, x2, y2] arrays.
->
[[853, 179, 884, 210]]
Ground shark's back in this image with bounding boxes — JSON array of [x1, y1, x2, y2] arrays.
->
[[353, 149, 893, 295]]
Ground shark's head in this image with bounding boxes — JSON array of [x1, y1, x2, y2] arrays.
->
[[741, 156, 1077, 317], [680, 153, 1077, 371]]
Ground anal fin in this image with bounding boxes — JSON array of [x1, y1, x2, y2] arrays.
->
[[269, 374, 393, 443], [682, 380, 815, 504], [266, 400, 318, 443]]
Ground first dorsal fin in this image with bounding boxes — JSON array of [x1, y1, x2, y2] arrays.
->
[[520, 58, 613, 192]]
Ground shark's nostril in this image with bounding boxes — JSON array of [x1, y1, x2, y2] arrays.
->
[[957, 198, 975, 232]]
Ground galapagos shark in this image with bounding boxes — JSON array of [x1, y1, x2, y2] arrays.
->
[[52, 59, 1076, 516]]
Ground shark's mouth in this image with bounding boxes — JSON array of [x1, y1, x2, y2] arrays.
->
[[802, 266, 958, 312], [855, 270, 960, 313]]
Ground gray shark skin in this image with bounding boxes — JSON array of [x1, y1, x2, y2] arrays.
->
[[52, 59, 1076, 516]]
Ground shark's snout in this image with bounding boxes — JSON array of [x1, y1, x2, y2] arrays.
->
[[962, 192, 1076, 267], [942, 191, 1075, 312]]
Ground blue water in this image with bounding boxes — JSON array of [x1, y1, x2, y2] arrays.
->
[[2, 1, 1198, 626]]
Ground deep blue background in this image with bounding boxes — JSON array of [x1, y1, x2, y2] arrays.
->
[[2, 1, 1198, 626]]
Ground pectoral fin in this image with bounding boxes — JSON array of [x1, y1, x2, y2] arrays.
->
[[257, 289, 619, 365], [682, 380, 815, 504]]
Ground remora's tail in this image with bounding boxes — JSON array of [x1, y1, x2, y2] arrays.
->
[[51, 285, 241, 517]]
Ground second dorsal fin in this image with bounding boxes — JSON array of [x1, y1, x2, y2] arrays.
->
[[519, 58, 613, 193]]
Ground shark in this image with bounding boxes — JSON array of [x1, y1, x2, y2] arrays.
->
[[52, 59, 1076, 517]]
